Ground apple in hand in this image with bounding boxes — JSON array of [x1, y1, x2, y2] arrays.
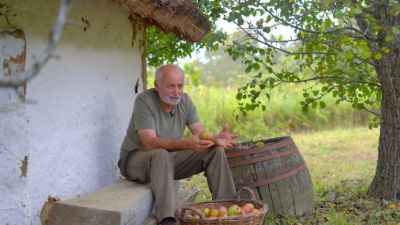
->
[[199, 131, 213, 141]]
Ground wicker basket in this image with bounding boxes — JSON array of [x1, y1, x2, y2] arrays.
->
[[175, 187, 268, 225]]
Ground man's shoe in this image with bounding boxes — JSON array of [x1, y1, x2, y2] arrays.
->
[[159, 217, 177, 225]]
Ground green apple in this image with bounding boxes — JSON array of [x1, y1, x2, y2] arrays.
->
[[227, 204, 240, 216], [202, 207, 210, 217]]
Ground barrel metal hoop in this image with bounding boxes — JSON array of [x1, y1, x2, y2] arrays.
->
[[226, 137, 294, 158], [228, 147, 298, 168], [236, 163, 307, 188]]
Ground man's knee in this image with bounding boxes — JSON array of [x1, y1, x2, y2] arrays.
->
[[149, 148, 174, 166], [142, 149, 174, 182], [212, 146, 227, 158], [149, 148, 170, 158]]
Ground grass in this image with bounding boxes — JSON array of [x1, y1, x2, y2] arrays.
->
[[182, 127, 400, 224], [293, 127, 379, 191]]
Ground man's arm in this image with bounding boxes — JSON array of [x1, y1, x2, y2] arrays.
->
[[187, 122, 205, 137], [138, 128, 213, 152]]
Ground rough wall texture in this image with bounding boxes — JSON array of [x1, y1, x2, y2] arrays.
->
[[0, 0, 142, 224]]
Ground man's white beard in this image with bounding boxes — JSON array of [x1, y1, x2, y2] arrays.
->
[[160, 93, 181, 105]]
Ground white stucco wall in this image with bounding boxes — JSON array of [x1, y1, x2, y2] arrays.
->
[[0, 1, 142, 224]]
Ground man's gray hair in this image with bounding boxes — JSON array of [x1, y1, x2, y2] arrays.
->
[[155, 64, 184, 83]]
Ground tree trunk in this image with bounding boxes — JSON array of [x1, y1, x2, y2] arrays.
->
[[368, 7, 400, 200]]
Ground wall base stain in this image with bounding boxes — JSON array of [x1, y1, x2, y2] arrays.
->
[[20, 155, 28, 178]]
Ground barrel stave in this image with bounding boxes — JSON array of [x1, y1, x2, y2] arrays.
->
[[226, 136, 315, 216]]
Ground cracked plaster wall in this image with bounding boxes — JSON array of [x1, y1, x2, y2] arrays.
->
[[0, 0, 143, 224]]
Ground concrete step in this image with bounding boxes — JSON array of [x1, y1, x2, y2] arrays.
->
[[139, 186, 198, 225], [48, 179, 198, 225]]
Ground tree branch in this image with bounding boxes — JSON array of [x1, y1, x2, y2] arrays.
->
[[232, 21, 331, 56], [259, 3, 376, 42], [263, 62, 381, 88], [273, 75, 380, 88], [343, 99, 381, 117], [0, 0, 71, 87], [247, 20, 319, 44], [321, 39, 378, 67], [361, 105, 381, 118]]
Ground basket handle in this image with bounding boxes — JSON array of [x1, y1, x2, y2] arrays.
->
[[179, 205, 207, 221], [236, 187, 256, 201]]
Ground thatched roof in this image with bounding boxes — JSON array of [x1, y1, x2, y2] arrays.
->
[[119, 0, 210, 42]]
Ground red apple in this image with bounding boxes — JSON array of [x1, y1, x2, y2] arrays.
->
[[218, 206, 227, 217], [244, 203, 255, 210], [242, 204, 253, 213]]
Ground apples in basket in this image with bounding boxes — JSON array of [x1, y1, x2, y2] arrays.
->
[[175, 187, 268, 225]]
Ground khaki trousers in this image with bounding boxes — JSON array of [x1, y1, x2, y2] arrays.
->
[[124, 146, 236, 223]]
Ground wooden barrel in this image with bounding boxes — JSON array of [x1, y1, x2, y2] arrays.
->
[[226, 136, 315, 216]]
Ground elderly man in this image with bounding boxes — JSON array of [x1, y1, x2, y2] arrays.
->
[[118, 64, 237, 225]]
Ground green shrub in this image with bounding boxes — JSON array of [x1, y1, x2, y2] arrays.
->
[[184, 83, 375, 141]]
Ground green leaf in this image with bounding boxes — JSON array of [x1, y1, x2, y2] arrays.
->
[[334, 10, 343, 19], [236, 92, 242, 100], [353, 7, 362, 14], [385, 34, 395, 42], [393, 27, 400, 35], [320, 101, 326, 108], [311, 101, 318, 108], [362, 50, 372, 59], [346, 51, 354, 60], [302, 104, 309, 112], [374, 53, 382, 60], [382, 47, 390, 54], [263, 26, 271, 33], [323, 19, 332, 30]]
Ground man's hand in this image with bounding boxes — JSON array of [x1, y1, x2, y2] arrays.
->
[[186, 136, 214, 152], [214, 123, 238, 148]]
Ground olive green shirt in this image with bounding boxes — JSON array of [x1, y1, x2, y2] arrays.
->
[[119, 88, 200, 159]]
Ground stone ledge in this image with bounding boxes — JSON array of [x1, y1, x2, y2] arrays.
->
[[48, 179, 198, 225]]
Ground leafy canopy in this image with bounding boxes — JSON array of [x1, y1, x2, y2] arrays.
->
[[222, 0, 393, 124], [147, 0, 400, 129]]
